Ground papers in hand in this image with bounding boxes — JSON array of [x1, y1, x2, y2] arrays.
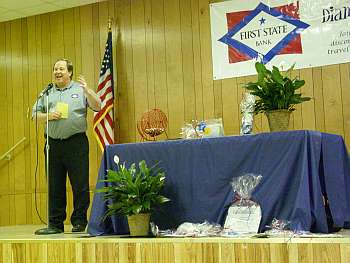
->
[[56, 102, 69, 118]]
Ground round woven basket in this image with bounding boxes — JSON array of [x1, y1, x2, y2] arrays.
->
[[265, 110, 291, 132], [127, 213, 150, 236]]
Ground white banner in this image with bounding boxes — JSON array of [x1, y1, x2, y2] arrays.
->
[[210, 0, 350, 79]]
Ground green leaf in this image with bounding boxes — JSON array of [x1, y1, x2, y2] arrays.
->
[[283, 63, 295, 77], [271, 66, 284, 85]]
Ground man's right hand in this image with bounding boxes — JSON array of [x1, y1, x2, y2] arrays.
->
[[49, 111, 62, 120]]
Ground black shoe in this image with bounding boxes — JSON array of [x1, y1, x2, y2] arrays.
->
[[35, 227, 64, 235], [72, 224, 86, 232]]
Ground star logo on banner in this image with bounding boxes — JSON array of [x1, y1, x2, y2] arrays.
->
[[218, 2, 310, 64], [259, 17, 266, 25]]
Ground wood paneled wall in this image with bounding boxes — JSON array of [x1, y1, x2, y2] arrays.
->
[[0, 0, 349, 226]]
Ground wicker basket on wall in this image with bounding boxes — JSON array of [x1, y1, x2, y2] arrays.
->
[[265, 110, 291, 132]]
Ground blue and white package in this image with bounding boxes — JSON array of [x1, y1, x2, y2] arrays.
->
[[240, 93, 255, 135]]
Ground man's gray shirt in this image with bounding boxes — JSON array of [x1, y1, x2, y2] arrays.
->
[[32, 81, 88, 139]]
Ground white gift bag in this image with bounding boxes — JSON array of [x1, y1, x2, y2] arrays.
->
[[224, 204, 262, 233]]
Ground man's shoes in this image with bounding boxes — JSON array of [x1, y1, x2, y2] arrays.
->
[[35, 227, 64, 235], [72, 224, 86, 232]]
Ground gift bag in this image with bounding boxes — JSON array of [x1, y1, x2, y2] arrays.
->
[[224, 174, 262, 233]]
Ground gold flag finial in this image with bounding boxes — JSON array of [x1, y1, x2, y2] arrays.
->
[[108, 18, 112, 32]]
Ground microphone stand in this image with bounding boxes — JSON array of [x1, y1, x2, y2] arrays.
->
[[45, 91, 50, 232], [35, 84, 55, 235]]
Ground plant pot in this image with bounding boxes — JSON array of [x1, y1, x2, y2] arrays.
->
[[127, 213, 151, 236], [265, 110, 291, 132]]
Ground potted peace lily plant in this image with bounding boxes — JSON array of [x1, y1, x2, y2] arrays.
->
[[245, 62, 311, 132], [97, 159, 170, 236]]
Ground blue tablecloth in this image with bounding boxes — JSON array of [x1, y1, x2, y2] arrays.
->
[[87, 130, 350, 235]]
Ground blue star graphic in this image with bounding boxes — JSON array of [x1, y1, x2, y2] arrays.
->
[[259, 17, 266, 25]]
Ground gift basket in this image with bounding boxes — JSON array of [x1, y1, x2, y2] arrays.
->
[[224, 173, 262, 233], [181, 118, 224, 139]]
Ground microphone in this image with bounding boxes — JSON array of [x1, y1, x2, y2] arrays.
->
[[38, 83, 54, 98]]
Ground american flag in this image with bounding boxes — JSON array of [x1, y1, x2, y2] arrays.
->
[[93, 30, 114, 151]]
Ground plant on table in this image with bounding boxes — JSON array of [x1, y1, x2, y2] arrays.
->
[[245, 62, 311, 131]]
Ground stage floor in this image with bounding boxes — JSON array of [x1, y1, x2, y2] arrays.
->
[[1, 224, 350, 241], [0, 225, 90, 240], [1, 225, 350, 263]]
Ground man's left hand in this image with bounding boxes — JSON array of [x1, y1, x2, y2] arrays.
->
[[77, 75, 89, 93]]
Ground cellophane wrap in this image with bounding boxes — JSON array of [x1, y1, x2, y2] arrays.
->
[[240, 92, 255, 135], [181, 118, 224, 139], [264, 218, 294, 236], [153, 221, 223, 237]]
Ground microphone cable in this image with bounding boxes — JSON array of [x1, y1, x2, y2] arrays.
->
[[34, 93, 47, 225]]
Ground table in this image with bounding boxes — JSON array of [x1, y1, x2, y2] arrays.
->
[[88, 130, 350, 235]]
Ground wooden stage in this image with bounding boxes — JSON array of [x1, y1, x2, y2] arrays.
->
[[1, 225, 350, 263]]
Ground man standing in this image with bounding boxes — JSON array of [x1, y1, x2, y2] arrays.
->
[[33, 58, 101, 234]]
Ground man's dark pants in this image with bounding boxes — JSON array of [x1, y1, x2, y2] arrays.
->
[[45, 133, 89, 230]]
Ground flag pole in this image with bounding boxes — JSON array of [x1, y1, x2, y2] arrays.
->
[[108, 17, 112, 32], [107, 17, 115, 143]]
